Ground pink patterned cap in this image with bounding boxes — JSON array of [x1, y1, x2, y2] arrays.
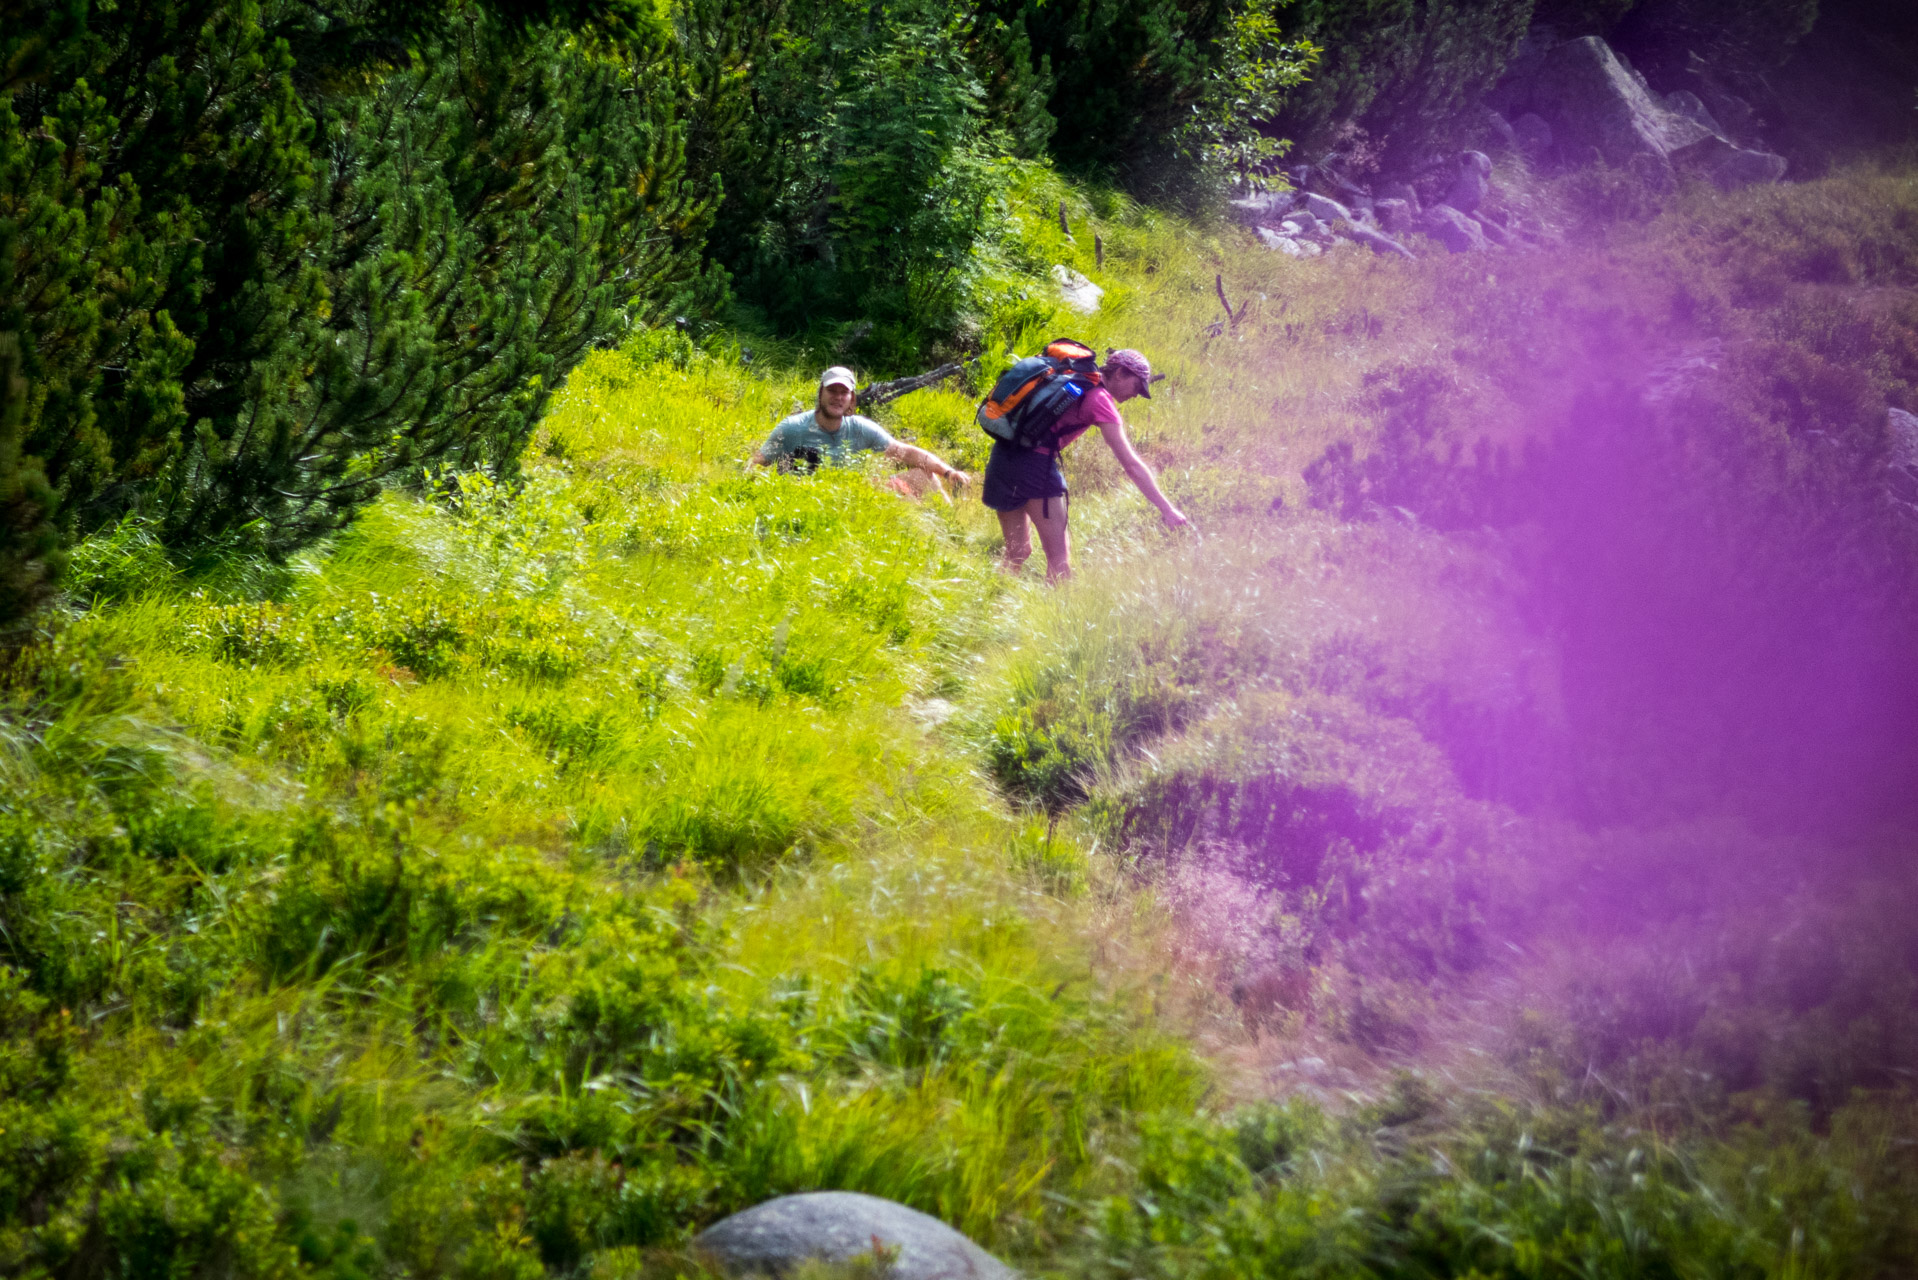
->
[[1104, 348, 1153, 397]]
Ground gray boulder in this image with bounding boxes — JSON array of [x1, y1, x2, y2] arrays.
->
[[1342, 221, 1417, 260], [1482, 109, 1519, 152], [694, 1193, 1016, 1280], [1301, 192, 1354, 225], [1889, 408, 1918, 471], [1228, 190, 1298, 229], [1442, 151, 1493, 214], [1661, 89, 1724, 136], [1475, 215, 1515, 247], [1512, 113, 1554, 162], [1887, 408, 1918, 514], [1374, 198, 1417, 234], [1049, 265, 1103, 314], [1685, 53, 1761, 143], [1280, 209, 1321, 234], [1672, 134, 1788, 190], [1257, 227, 1319, 257], [1421, 205, 1490, 253], [1376, 181, 1421, 215], [1337, 181, 1375, 210]]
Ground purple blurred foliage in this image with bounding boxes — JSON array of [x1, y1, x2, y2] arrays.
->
[[1523, 349, 1918, 840], [1305, 321, 1918, 844], [1204, 295, 1918, 1080]]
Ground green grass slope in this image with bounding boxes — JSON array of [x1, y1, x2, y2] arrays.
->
[[4, 161, 1918, 1279]]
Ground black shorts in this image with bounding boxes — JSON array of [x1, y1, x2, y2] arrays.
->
[[981, 441, 1067, 512]]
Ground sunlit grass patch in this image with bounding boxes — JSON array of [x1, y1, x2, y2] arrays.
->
[[0, 307, 1242, 1277]]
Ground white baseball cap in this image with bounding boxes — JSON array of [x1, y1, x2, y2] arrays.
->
[[819, 366, 857, 391]]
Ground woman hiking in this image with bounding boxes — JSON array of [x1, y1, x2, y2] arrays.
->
[[981, 348, 1188, 582], [754, 366, 970, 496]]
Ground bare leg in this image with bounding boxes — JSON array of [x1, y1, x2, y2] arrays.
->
[[1026, 495, 1072, 583], [997, 508, 1033, 574]]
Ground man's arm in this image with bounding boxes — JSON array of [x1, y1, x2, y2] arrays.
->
[[883, 440, 971, 486], [751, 424, 789, 468], [1097, 420, 1188, 527]]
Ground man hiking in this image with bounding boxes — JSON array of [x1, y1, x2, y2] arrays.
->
[[754, 366, 970, 494], [981, 347, 1188, 582]]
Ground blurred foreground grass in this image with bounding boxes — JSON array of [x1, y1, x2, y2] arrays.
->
[[5, 163, 1918, 1278]]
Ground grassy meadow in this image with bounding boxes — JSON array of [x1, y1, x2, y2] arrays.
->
[[4, 160, 1918, 1278]]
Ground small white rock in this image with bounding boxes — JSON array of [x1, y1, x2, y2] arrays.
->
[[1256, 228, 1319, 257], [1050, 264, 1104, 314]]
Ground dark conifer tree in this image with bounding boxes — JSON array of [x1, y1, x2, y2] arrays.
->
[[1, 0, 712, 563], [1268, 0, 1533, 175], [977, 0, 1235, 194], [0, 329, 62, 631]]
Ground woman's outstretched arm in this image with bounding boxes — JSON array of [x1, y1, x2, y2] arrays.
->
[[1097, 420, 1189, 527]]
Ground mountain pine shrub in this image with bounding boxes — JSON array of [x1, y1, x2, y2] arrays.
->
[[984, 0, 1242, 193], [1, 0, 712, 565], [0, 331, 61, 630], [693, 0, 1005, 360]]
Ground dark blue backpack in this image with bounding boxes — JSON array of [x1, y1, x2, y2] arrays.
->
[[977, 338, 1101, 451]]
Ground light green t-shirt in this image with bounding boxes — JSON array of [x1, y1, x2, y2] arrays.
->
[[759, 411, 894, 468]]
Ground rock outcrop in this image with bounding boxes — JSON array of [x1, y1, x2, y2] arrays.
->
[[1490, 32, 1787, 190], [1660, 89, 1723, 136], [1228, 29, 1795, 277], [1523, 37, 1713, 172], [694, 1192, 1017, 1280]]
